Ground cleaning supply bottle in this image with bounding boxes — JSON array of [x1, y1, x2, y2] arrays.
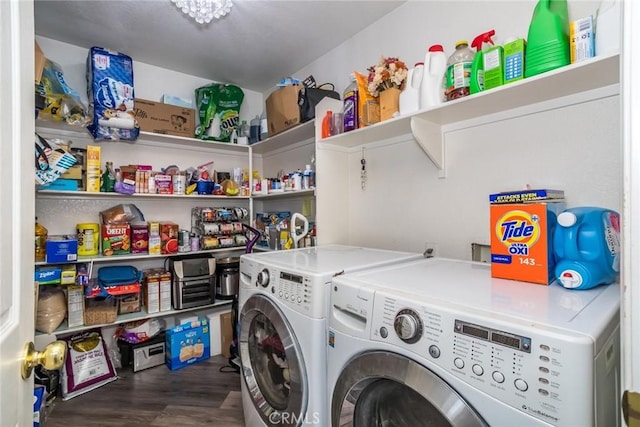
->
[[420, 44, 447, 109], [399, 62, 423, 115], [443, 40, 475, 101], [343, 74, 359, 132], [470, 30, 496, 94], [35, 217, 48, 262], [503, 37, 526, 84], [249, 115, 260, 144], [525, 0, 570, 78], [322, 110, 333, 139], [553, 206, 620, 290], [260, 110, 268, 141], [595, 0, 622, 56]]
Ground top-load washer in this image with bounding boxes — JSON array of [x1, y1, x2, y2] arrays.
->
[[238, 245, 423, 426], [328, 258, 620, 427]]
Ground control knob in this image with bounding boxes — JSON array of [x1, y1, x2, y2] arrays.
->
[[393, 309, 423, 344], [256, 269, 270, 288]]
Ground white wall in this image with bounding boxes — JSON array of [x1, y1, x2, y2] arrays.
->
[[291, 0, 620, 259]]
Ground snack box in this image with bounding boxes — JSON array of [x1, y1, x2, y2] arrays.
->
[[160, 222, 179, 254], [490, 200, 565, 285], [45, 235, 78, 263], [101, 223, 131, 256], [165, 318, 210, 371]]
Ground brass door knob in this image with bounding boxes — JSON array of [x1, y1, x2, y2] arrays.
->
[[21, 341, 66, 379]]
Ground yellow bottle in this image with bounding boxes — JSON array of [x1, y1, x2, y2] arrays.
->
[[35, 217, 48, 262]]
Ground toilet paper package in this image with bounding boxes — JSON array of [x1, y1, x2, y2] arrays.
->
[[86, 46, 139, 141]]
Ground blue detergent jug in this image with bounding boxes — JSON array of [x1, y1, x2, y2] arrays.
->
[[553, 207, 620, 290]]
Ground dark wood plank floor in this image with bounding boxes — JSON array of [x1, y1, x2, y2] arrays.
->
[[44, 355, 245, 426]]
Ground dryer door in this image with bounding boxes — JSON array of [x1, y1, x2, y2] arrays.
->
[[332, 351, 487, 427], [240, 294, 307, 426]]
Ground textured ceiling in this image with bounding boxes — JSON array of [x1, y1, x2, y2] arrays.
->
[[34, 0, 405, 93]]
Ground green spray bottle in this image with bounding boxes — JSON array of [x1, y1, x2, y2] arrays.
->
[[470, 29, 496, 95]]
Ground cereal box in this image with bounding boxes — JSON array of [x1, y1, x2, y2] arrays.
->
[[490, 201, 565, 285], [86, 47, 139, 141], [165, 318, 210, 371], [101, 223, 131, 256]]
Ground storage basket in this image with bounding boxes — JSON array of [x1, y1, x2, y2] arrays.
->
[[84, 297, 118, 326]]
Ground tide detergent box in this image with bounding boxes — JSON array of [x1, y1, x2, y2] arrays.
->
[[490, 199, 565, 285]]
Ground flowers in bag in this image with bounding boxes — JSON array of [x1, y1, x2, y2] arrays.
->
[[367, 56, 409, 97]]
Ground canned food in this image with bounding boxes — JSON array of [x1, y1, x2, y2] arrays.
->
[[77, 223, 100, 256], [178, 229, 191, 252]]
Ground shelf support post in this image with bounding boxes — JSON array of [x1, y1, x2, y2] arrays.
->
[[410, 116, 445, 178]]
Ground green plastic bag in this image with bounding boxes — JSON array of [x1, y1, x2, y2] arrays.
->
[[195, 83, 244, 142]]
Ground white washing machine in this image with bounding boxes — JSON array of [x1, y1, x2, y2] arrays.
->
[[238, 245, 423, 426], [328, 258, 620, 427]]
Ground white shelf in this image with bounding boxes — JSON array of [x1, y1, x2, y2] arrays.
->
[[318, 52, 620, 176], [38, 299, 232, 337], [250, 121, 315, 154], [36, 189, 250, 201], [251, 188, 315, 199], [35, 122, 251, 153], [35, 246, 246, 267]]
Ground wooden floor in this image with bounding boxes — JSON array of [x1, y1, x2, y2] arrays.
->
[[44, 355, 245, 427]]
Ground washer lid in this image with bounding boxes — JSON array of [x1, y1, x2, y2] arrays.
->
[[332, 258, 619, 333], [243, 245, 422, 278]]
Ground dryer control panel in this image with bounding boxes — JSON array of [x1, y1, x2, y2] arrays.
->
[[368, 289, 606, 426]]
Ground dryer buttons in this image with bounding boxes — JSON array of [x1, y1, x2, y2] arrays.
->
[[514, 378, 529, 392], [428, 345, 441, 359], [393, 309, 423, 344]]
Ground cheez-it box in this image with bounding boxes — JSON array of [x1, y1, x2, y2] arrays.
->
[[489, 189, 565, 285]]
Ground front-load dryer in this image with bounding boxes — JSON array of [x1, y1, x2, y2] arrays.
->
[[238, 245, 423, 426], [328, 258, 620, 427]]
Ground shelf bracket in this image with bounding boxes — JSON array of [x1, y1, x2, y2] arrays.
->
[[410, 116, 445, 178]]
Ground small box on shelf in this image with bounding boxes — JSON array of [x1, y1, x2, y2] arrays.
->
[[45, 235, 78, 263]]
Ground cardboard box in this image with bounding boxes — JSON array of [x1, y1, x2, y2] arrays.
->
[[61, 264, 77, 285], [220, 311, 234, 359], [165, 318, 210, 371], [61, 165, 83, 180], [570, 16, 595, 63], [45, 235, 78, 263], [101, 223, 131, 256], [35, 267, 62, 285], [490, 200, 565, 285], [134, 98, 195, 138], [265, 85, 302, 137], [66, 284, 84, 328], [160, 222, 179, 254], [35, 41, 45, 84], [143, 269, 161, 314], [159, 271, 172, 312], [85, 145, 101, 193]]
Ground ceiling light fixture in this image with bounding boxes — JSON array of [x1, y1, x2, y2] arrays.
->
[[171, 0, 232, 24]]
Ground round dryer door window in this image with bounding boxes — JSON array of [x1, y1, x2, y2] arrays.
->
[[240, 294, 307, 426], [332, 351, 487, 427]]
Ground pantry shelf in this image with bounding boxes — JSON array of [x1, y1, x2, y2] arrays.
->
[[36, 190, 250, 200], [34, 246, 246, 267], [318, 52, 620, 177], [251, 188, 315, 199], [37, 299, 232, 337], [250, 120, 315, 154]]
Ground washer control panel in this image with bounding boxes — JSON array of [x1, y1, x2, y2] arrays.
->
[[369, 289, 596, 426], [251, 264, 326, 319]]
